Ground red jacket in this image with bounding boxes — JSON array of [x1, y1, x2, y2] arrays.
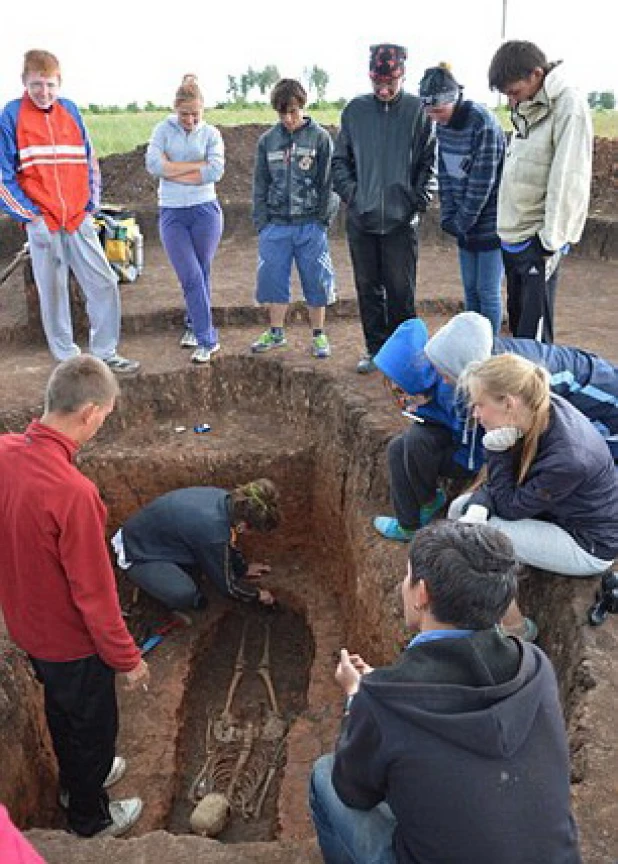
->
[[0, 420, 140, 671], [0, 94, 95, 231]]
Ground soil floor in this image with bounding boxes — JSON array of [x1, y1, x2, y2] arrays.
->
[[0, 125, 617, 863]]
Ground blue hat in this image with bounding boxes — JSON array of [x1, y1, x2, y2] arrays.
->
[[374, 319, 439, 394]]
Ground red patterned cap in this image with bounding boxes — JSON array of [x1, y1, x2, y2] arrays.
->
[[369, 44, 407, 81]]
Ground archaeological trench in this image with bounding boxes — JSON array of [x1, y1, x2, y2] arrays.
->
[[0, 136, 617, 864]]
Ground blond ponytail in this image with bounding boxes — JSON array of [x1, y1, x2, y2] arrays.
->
[[462, 354, 550, 483]]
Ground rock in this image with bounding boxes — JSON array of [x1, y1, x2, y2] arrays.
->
[[189, 793, 230, 837]]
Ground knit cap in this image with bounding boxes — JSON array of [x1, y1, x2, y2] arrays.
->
[[424, 312, 493, 380], [369, 44, 407, 81], [419, 64, 461, 106], [373, 319, 439, 394]]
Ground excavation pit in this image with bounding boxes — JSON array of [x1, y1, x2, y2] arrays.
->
[[0, 353, 617, 863]]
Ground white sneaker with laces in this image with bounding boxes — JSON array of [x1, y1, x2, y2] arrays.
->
[[191, 343, 221, 364], [59, 755, 127, 809], [101, 797, 143, 837]]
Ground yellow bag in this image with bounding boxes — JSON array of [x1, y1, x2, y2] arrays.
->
[[105, 237, 131, 264], [94, 207, 144, 283]]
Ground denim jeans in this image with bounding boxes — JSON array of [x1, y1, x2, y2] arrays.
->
[[309, 754, 397, 864], [449, 494, 614, 576], [458, 247, 503, 336]]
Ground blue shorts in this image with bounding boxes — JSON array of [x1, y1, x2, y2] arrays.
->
[[256, 222, 336, 307]]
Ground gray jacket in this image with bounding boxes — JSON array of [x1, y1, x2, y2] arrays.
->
[[498, 63, 592, 250], [252, 117, 338, 231]]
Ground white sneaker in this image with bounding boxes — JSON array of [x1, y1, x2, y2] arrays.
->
[[180, 329, 198, 348], [103, 755, 127, 789], [59, 755, 127, 809], [191, 343, 221, 364], [101, 797, 143, 837]]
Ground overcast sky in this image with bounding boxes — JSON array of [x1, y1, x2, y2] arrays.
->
[[1, 0, 616, 110]]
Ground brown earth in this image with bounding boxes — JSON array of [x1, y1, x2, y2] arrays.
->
[[98, 125, 618, 217], [0, 125, 617, 864]]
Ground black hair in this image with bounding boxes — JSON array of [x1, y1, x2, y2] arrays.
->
[[408, 521, 519, 629], [488, 40, 549, 91]]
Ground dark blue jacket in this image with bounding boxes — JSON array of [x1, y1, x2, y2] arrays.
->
[[416, 382, 484, 473], [469, 395, 618, 561], [122, 487, 259, 602], [495, 337, 618, 459], [333, 630, 581, 864]]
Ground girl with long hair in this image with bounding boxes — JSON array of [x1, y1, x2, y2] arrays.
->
[[449, 353, 618, 638]]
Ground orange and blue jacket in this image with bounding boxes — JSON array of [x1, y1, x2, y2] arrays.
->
[[0, 93, 99, 232]]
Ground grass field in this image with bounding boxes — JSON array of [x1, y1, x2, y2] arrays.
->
[[86, 106, 618, 157]]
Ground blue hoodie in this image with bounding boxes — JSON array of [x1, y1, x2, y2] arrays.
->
[[374, 320, 484, 472]]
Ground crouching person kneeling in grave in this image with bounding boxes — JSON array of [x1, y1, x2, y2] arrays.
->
[[309, 521, 582, 864], [114, 479, 281, 610]]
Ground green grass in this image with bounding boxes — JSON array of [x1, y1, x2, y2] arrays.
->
[[85, 106, 618, 158]]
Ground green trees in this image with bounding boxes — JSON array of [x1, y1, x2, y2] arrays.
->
[[588, 90, 616, 110], [304, 65, 330, 103], [226, 65, 281, 104]]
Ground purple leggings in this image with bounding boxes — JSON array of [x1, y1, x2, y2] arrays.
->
[[160, 201, 223, 348]]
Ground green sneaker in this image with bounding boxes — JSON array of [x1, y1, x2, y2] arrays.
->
[[311, 333, 331, 358], [419, 489, 447, 526], [251, 330, 287, 353]]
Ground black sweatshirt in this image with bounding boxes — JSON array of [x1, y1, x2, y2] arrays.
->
[[332, 629, 581, 864]]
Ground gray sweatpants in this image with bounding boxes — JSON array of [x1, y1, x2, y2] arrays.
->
[[449, 493, 614, 576], [26, 216, 120, 361]]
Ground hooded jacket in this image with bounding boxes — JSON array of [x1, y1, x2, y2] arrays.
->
[[374, 319, 484, 472], [332, 92, 437, 234], [252, 117, 337, 232], [332, 629, 581, 864], [497, 63, 593, 251], [425, 312, 618, 459]]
